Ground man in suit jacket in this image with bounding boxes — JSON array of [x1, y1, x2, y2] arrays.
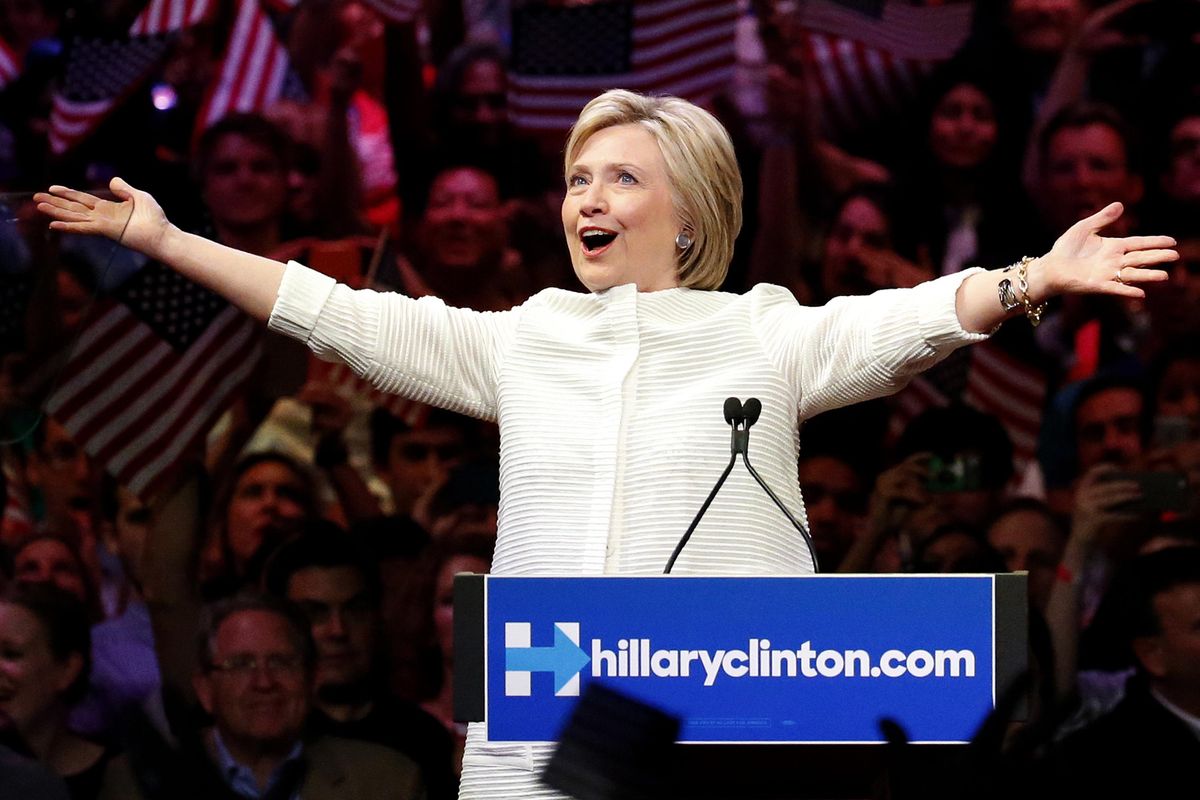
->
[[1036, 546, 1200, 797], [100, 593, 425, 799]]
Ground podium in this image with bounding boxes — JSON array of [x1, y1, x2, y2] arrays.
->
[[454, 573, 1028, 798]]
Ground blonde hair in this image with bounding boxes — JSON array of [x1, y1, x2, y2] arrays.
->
[[563, 90, 743, 291]]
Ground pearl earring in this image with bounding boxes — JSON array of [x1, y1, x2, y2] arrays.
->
[[675, 231, 693, 249]]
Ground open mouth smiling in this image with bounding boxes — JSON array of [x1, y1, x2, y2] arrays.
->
[[580, 227, 618, 256]]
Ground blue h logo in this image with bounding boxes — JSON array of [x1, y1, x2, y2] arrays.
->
[[504, 622, 591, 697]]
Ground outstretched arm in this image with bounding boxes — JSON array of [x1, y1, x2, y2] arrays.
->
[[954, 202, 1175, 333], [34, 178, 285, 321]]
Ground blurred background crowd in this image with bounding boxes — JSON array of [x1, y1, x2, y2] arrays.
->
[[1, 0, 1199, 798]]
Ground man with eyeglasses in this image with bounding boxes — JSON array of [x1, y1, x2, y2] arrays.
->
[[98, 593, 425, 799]]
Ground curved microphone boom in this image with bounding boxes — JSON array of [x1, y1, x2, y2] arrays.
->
[[664, 397, 821, 574], [664, 399, 740, 574]]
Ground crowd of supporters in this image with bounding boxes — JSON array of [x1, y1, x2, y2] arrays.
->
[[1, 1, 1199, 798]]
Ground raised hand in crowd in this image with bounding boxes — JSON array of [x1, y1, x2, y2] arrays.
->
[[838, 453, 934, 574], [298, 381, 387, 525], [856, 242, 935, 291], [1044, 464, 1143, 701]]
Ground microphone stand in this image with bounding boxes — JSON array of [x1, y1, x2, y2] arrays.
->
[[665, 398, 821, 574]]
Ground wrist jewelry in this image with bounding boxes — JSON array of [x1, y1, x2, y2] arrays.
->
[[997, 278, 1021, 313], [1015, 256, 1046, 327]]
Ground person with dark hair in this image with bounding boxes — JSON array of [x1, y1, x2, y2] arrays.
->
[[1143, 229, 1200, 357], [25, 418, 103, 562], [1147, 341, 1200, 446], [0, 582, 112, 799], [12, 534, 102, 623], [422, 457, 499, 541], [1039, 371, 1149, 504], [398, 165, 536, 312], [1031, 103, 1150, 377], [797, 450, 868, 572], [895, 58, 1039, 279], [814, 183, 932, 304], [911, 522, 1006, 574], [67, 481, 161, 744], [1036, 547, 1200, 797], [356, 405, 484, 532], [98, 592, 425, 800], [419, 42, 556, 204], [204, 452, 318, 598], [1071, 374, 1147, 478], [263, 528, 456, 800], [193, 113, 295, 257], [986, 498, 1067, 611], [1038, 101, 1144, 241], [419, 533, 494, 782], [1143, 99, 1200, 237], [329, 418, 485, 703]]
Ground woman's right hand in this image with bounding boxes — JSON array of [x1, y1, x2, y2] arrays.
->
[[34, 177, 173, 259]]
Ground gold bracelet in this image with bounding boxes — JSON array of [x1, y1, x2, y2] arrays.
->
[[1015, 256, 1046, 327]]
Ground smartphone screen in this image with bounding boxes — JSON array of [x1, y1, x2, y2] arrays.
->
[[1107, 470, 1192, 514]]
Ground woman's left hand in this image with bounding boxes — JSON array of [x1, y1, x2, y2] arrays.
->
[[1038, 201, 1176, 301]]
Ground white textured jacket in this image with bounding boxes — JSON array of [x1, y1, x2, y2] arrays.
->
[[267, 261, 989, 797]]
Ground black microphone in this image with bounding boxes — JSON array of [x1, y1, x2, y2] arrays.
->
[[742, 398, 761, 426], [723, 396, 743, 425], [664, 397, 820, 574]]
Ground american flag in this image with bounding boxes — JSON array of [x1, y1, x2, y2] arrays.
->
[[0, 36, 20, 89], [792, 0, 973, 139], [310, 359, 429, 426], [129, 0, 216, 35], [196, 0, 294, 130], [360, 0, 422, 24], [888, 341, 1047, 478], [45, 264, 262, 499], [1, 446, 34, 543], [508, 0, 740, 130], [260, 0, 302, 11], [48, 34, 175, 155]]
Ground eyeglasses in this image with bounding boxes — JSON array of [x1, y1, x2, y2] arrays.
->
[[208, 653, 306, 678]]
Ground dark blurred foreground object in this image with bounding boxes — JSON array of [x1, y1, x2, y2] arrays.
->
[[542, 682, 680, 800], [542, 670, 1044, 800]]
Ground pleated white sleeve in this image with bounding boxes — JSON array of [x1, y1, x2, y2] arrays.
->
[[267, 260, 520, 421], [752, 268, 992, 419]]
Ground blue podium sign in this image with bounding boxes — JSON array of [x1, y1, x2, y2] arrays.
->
[[479, 575, 1008, 744]]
